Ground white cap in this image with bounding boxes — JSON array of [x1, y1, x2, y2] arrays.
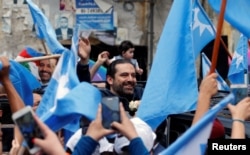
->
[[114, 117, 156, 154], [66, 128, 113, 154]]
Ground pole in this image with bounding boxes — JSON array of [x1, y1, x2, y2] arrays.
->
[[16, 54, 61, 63], [210, 0, 227, 73]]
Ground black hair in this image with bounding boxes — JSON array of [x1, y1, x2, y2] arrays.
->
[[105, 59, 135, 89], [118, 40, 134, 56]]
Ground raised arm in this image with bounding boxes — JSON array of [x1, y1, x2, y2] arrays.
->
[[192, 73, 218, 125], [77, 38, 91, 82], [0, 57, 26, 147], [227, 97, 250, 138], [89, 51, 109, 80]]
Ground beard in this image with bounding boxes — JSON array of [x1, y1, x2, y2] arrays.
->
[[112, 81, 135, 98]]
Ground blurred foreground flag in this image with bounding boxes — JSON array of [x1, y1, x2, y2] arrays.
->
[[0, 60, 41, 106], [201, 53, 230, 91], [36, 26, 101, 132], [26, 0, 66, 54], [35, 49, 79, 132], [159, 93, 234, 155], [137, 0, 198, 130], [208, 0, 250, 38], [228, 35, 248, 84], [35, 24, 78, 131], [192, 0, 216, 58], [42, 81, 101, 132]]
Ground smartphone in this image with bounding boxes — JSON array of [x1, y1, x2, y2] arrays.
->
[[101, 96, 121, 129], [12, 106, 43, 154], [230, 84, 248, 105]]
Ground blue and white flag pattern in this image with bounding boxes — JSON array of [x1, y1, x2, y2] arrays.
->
[[137, 0, 198, 130], [201, 53, 230, 91], [228, 34, 248, 84], [36, 25, 101, 132], [192, 0, 216, 58], [208, 0, 250, 39], [26, 0, 66, 54], [0, 60, 41, 106], [159, 93, 234, 155]]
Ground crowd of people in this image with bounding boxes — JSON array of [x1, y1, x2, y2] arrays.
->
[[0, 36, 249, 155]]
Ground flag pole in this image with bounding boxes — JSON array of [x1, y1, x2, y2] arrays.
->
[[41, 40, 49, 55], [16, 54, 61, 63], [220, 38, 232, 60], [210, 0, 227, 73]]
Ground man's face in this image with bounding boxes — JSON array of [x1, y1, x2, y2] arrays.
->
[[38, 59, 57, 84], [60, 17, 68, 29], [108, 63, 137, 96]]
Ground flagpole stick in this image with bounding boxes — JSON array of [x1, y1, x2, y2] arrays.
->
[[16, 54, 61, 63], [220, 38, 232, 60], [210, 0, 227, 73], [41, 40, 49, 55]]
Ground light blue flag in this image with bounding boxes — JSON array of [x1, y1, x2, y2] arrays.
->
[[0, 60, 41, 106], [35, 24, 78, 131], [201, 53, 230, 91], [137, 0, 198, 130], [192, 0, 216, 58], [208, 0, 250, 38], [228, 35, 248, 84], [42, 82, 101, 132], [26, 0, 66, 54], [159, 93, 234, 155], [36, 25, 101, 132], [35, 49, 78, 131]]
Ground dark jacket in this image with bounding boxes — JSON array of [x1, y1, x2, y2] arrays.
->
[[77, 63, 91, 83], [55, 28, 73, 40], [100, 86, 144, 116], [76, 62, 144, 115]]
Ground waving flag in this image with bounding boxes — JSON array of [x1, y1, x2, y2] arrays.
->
[[15, 47, 44, 80], [36, 26, 101, 132], [26, 0, 66, 54], [228, 35, 248, 84], [192, 0, 216, 58], [201, 53, 230, 91], [35, 23, 78, 131], [137, 0, 198, 130], [39, 81, 101, 132], [16, 47, 44, 59], [0, 60, 41, 106], [208, 0, 250, 38], [35, 49, 78, 127], [159, 93, 234, 155]]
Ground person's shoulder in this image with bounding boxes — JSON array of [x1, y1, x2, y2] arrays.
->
[[99, 88, 115, 97]]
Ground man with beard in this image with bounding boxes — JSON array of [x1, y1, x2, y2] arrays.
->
[[101, 59, 143, 117], [76, 38, 143, 116], [66, 59, 145, 155], [34, 58, 58, 95]]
